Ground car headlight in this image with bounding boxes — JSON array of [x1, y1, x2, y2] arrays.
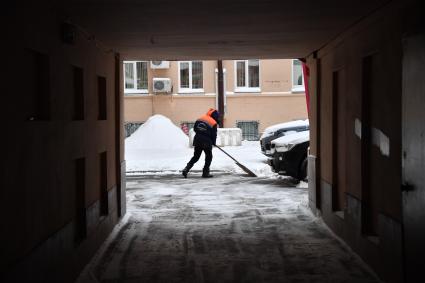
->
[[276, 143, 296, 152], [286, 143, 296, 151]]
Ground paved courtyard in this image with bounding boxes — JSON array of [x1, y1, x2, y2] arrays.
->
[[77, 173, 379, 283]]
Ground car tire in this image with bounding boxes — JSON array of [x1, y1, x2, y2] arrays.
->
[[299, 157, 308, 181]]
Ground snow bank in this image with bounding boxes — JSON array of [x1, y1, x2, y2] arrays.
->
[[126, 114, 189, 149]]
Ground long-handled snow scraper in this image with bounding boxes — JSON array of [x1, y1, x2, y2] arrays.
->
[[214, 145, 257, 177]]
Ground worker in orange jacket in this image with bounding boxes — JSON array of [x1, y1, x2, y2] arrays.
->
[[182, 108, 220, 178]]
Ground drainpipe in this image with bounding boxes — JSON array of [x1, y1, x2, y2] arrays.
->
[[217, 60, 225, 127]]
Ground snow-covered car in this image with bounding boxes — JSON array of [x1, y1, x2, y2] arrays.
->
[[260, 119, 309, 156], [268, 130, 310, 180]]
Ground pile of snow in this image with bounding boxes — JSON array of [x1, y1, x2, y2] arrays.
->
[[126, 115, 189, 149]]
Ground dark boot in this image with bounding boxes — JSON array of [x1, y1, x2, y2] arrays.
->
[[202, 168, 213, 178], [182, 166, 190, 178]]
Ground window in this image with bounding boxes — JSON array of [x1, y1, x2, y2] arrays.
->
[[179, 61, 204, 93], [124, 61, 148, 94], [236, 121, 259, 141], [292, 59, 305, 92], [235, 59, 260, 92]]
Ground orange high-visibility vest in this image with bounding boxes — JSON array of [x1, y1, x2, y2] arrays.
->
[[197, 108, 217, 127], [198, 114, 217, 127]]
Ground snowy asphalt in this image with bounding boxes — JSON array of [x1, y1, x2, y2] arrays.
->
[[78, 173, 380, 283]]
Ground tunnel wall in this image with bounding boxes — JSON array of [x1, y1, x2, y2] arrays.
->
[[307, 1, 404, 282], [1, 2, 124, 282]]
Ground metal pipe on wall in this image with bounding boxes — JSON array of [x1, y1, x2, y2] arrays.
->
[[217, 60, 225, 127]]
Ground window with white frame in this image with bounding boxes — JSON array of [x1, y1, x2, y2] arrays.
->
[[235, 59, 260, 92], [292, 59, 305, 92], [124, 61, 148, 94], [179, 61, 203, 93]]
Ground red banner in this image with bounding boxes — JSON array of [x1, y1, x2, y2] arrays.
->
[[301, 62, 310, 116]]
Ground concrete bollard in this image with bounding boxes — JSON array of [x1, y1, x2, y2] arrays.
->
[[189, 128, 242, 147]]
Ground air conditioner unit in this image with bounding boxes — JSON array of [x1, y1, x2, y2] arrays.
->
[[153, 78, 172, 93], [150, 61, 170, 69]]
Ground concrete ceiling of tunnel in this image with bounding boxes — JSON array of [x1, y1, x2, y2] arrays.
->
[[61, 0, 390, 60]]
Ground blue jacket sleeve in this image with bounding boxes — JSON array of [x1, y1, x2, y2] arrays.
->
[[193, 120, 200, 134]]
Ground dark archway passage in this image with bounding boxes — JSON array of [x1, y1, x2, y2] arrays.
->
[[4, 1, 425, 282], [78, 174, 378, 282]]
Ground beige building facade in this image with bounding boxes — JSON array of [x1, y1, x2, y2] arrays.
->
[[124, 59, 308, 139]]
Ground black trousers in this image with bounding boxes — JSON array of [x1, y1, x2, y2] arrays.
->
[[186, 142, 213, 171]]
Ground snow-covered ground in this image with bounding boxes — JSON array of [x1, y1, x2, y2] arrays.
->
[[125, 114, 275, 177], [77, 174, 378, 283], [126, 140, 273, 176]]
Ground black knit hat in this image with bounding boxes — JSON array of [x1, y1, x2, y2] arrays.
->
[[210, 110, 220, 122], [207, 108, 220, 122]]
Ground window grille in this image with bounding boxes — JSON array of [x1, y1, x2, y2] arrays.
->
[[125, 122, 144, 138], [236, 121, 259, 141]]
